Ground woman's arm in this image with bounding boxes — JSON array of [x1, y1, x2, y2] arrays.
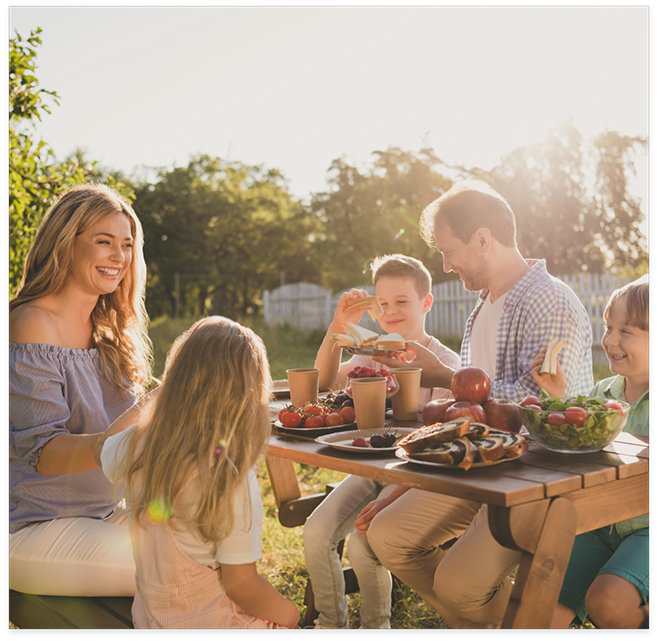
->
[[354, 484, 411, 534], [37, 388, 159, 476], [220, 562, 300, 628]]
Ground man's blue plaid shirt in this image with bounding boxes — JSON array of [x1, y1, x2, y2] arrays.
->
[[460, 259, 594, 402]]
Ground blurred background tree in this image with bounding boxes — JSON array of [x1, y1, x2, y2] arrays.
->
[[309, 147, 454, 292], [133, 155, 318, 319], [454, 120, 647, 276]]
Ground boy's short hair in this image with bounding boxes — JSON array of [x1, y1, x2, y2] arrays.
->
[[605, 277, 649, 332], [420, 179, 517, 248], [370, 254, 432, 298]]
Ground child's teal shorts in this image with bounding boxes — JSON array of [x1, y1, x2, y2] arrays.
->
[[558, 525, 649, 624]]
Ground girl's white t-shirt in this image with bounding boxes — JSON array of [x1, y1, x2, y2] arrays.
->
[[101, 424, 262, 569], [347, 336, 461, 403]]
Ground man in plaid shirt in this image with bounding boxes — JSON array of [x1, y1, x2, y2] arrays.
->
[[358, 180, 594, 628]]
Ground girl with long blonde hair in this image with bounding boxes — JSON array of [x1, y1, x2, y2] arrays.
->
[[96, 316, 300, 629], [10, 183, 155, 597]]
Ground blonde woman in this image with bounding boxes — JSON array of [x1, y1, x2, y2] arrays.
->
[[96, 316, 300, 629], [9, 183, 154, 596]]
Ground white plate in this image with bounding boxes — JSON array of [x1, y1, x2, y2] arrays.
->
[[395, 448, 524, 469], [316, 427, 417, 453], [344, 346, 406, 357]]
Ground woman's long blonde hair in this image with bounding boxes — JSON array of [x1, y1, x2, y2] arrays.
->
[[126, 316, 272, 542], [10, 183, 152, 393]]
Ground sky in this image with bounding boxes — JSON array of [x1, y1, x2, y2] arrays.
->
[[7, 3, 650, 223]]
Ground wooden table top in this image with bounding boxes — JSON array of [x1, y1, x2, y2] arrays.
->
[[268, 422, 648, 509]]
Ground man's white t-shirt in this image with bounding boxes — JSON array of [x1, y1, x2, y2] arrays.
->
[[101, 424, 263, 569], [346, 335, 461, 404], [469, 290, 510, 380]]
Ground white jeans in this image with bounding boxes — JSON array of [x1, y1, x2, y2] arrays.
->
[[9, 503, 136, 596], [302, 476, 395, 628]]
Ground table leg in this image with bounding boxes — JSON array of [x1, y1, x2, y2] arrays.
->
[[265, 455, 301, 508], [489, 497, 577, 629]]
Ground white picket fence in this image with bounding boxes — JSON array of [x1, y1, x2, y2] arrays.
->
[[263, 273, 631, 344]]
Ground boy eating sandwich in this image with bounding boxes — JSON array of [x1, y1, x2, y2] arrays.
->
[[315, 254, 458, 401], [303, 254, 459, 629]]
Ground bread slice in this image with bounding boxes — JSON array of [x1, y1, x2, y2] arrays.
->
[[464, 422, 490, 441], [345, 296, 384, 322], [406, 436, 477, 469], [397, 417, 472, 454], [471, 436, 505, 463], [540, 338, 571, 375], [487, 429, 529, 459], [345, 322, 380, 346], [406, 440, 459, 464], [368, 333, 406, 351]]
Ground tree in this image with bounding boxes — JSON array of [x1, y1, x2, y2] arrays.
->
[[309, 147, 454, 293], [454, 121, 647, 275], [134, 155, 317, 319], [9, 29, 133, 298]]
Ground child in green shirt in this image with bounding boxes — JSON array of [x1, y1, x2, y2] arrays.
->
[[531, 277, 649, 628]]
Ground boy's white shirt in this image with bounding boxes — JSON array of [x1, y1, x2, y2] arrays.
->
[[101, 424, 262, 568]]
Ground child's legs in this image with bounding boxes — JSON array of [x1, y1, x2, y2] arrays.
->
[[433, 504, 520, 628], [585, 528, 649, 628], [367, 489, 480, 618], [346, 483, 398, 629], [9, 506, 135, 596], [302, 475, 386, 627]]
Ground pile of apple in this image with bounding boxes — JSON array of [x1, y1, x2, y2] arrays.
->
[[423, 367, 522, 433]]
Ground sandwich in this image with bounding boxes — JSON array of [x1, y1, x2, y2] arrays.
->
[[330, 321, 379, 351], [345, 295, 384, 322], [540, 338, 571, 375], [368, 332, 407, 351]]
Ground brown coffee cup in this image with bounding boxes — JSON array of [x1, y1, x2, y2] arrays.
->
[[286, 368, 320, 407], [350, 377, 387, 430], [390, 367, 422, 421]]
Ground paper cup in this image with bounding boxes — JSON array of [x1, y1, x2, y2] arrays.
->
[[350, 377, 387, 430], [390, 367, 422, 421], [286, 368, 319, 407]]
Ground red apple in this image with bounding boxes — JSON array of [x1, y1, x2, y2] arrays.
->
[[422, 399, 456, 426], [444, 401, 487, 424], [484, 399, 522, 433], [451, 367, 491, 405]]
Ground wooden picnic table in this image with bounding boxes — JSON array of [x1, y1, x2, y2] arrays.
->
[[265, 407, 648, 629]]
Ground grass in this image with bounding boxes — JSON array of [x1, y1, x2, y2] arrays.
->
[[150, 316, 606, 629]]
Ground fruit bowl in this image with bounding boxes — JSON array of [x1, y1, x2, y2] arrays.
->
[[518, 394, 629, 453], [345, 368, 399, 399]]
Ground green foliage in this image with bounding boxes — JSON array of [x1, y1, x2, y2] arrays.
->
[[462, 120, 647, 275], [133, 156, 319, 320], [309, 147, 454, 293], [9, 30, 134, 299]]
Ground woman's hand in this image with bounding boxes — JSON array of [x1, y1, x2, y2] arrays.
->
[[530, 348, 566, 398]]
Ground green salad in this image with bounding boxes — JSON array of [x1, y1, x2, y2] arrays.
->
[[520, 390, 629, 452]]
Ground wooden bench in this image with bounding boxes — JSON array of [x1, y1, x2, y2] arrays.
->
[[9, 590, 133, 629]]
